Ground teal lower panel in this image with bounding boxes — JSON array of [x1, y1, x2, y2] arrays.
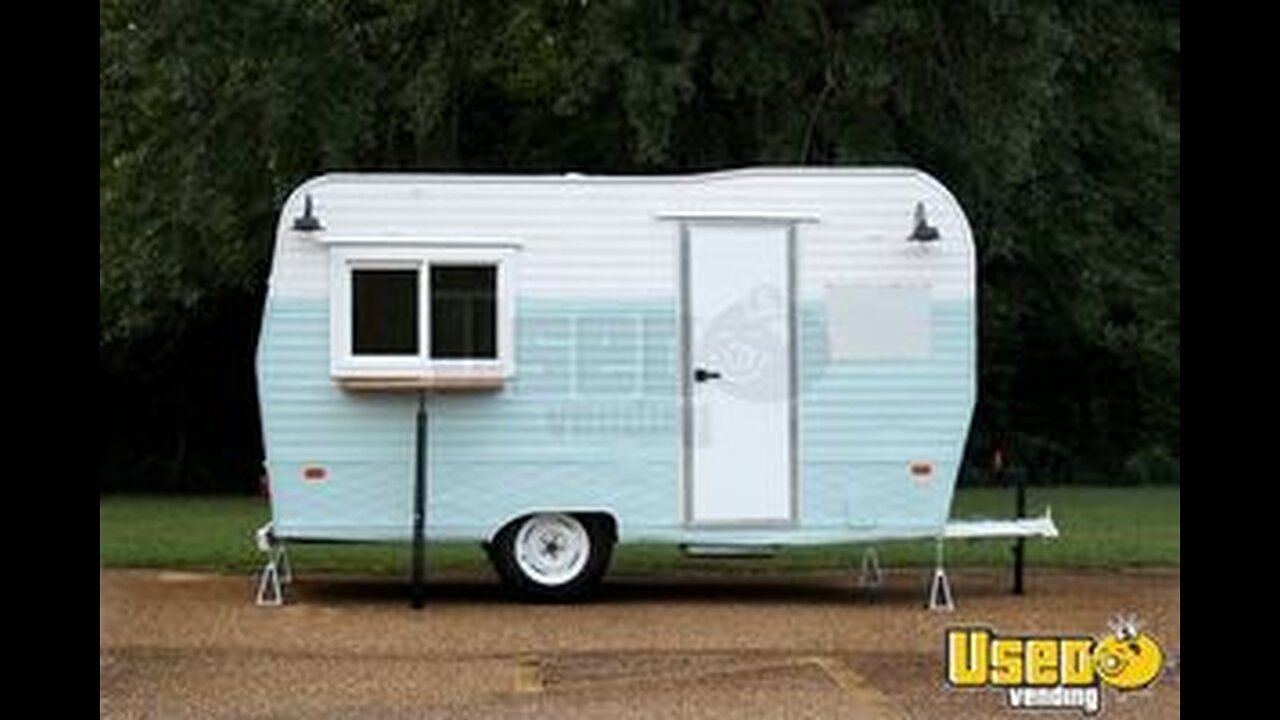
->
[[274, 523, 950, 545], [618, 524, 949, 545], [270, 458, 679, 539], [429, 460, 678, 530], [796, 299, 972, 530], [261, 297, 681, 538], [270, 461, 411, 536], [802, 462, 958, 528], [798, 463, 958, 531], [260, 296, 973, 540]]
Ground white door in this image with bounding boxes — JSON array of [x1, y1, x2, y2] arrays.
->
[[686, 223, 794, 524]]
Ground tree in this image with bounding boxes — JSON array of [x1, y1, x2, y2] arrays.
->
[[101, 0, 1179, 491]]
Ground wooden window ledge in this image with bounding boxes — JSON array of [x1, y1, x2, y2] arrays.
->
[[337, 375, 505, 392]]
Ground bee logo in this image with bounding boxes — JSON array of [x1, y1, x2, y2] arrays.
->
[[1093, 616, 1164, 691]]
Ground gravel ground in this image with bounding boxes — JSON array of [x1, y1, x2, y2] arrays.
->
[[100, 567, 1179, 719]]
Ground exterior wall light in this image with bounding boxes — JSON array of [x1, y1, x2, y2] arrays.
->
[[292, 194, 324, 232], [909, 201, 940, 242]]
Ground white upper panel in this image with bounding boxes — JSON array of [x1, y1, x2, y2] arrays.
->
[[269, 168, 975, 301]]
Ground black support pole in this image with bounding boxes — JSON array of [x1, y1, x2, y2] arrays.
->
[[1013, 463, 1026, 596], [411, 392, 427, 609]]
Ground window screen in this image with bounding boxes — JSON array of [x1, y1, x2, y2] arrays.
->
[[352, 269, 419, 355], [431, 266, 497, 359]]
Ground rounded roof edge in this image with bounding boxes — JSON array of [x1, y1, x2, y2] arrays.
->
[[285, 166, 931, 190], [276, 166, 972, 240]]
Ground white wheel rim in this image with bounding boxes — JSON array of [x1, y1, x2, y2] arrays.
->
[[514, 514, 590, 586]]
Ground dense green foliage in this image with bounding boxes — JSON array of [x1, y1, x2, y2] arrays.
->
[[101, 0, 1179, 492], [99, 488, 1180, 572]]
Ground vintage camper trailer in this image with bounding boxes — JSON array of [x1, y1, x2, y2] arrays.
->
[[254, 167, 1055, 605]]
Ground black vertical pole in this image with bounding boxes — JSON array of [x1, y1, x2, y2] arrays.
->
[[411, 391, 427, 609], [1013, 461, 1026, 596]]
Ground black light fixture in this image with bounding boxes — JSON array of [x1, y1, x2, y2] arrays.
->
[[292, 194, 324, 232], [908, 201, 940, 242]]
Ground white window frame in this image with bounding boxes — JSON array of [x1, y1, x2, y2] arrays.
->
[[329, 244, 518, 383]]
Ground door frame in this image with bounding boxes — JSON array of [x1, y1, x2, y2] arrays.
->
[[674, 217, 804, 527]]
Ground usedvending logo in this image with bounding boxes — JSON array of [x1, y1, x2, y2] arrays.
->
[[945, 617, 1164, 715]]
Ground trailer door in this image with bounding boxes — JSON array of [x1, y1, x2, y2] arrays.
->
[[683, 222, 796, 524]]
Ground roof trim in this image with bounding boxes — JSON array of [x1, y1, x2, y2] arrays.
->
[[299, 166, 921, 189], [654, 210, 820, 223], [314, 235, 524, 248]]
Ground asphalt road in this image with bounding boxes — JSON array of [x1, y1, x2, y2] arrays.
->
[[100, 567, 1179, 719]]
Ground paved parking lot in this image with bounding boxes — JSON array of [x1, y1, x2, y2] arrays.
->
[[100, 567, 1179, 719]]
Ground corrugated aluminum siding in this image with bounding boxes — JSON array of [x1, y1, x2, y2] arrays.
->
[[258, 168, 975, 541]]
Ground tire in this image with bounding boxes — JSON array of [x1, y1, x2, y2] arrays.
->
[[491, 513, 613, 602]]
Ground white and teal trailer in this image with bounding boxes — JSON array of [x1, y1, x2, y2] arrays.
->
[[254, 167, 1055, 605]]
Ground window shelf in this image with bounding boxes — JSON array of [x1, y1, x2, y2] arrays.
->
[[337, 374, 505, 392]]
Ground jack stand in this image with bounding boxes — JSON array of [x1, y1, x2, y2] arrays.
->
[[859, 547, 884, 590], [255, 523, 291, 607], [275, 543, 292, 585], [928, 537, 954, 612]]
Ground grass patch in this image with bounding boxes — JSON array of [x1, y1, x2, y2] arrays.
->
[[100, 487, 1178, 575], [98, 496, 483, 575]]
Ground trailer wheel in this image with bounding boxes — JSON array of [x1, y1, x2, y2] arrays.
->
[[492, 513, 613, 602]]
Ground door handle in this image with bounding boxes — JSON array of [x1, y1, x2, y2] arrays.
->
[[694, 368, 722, 383]]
